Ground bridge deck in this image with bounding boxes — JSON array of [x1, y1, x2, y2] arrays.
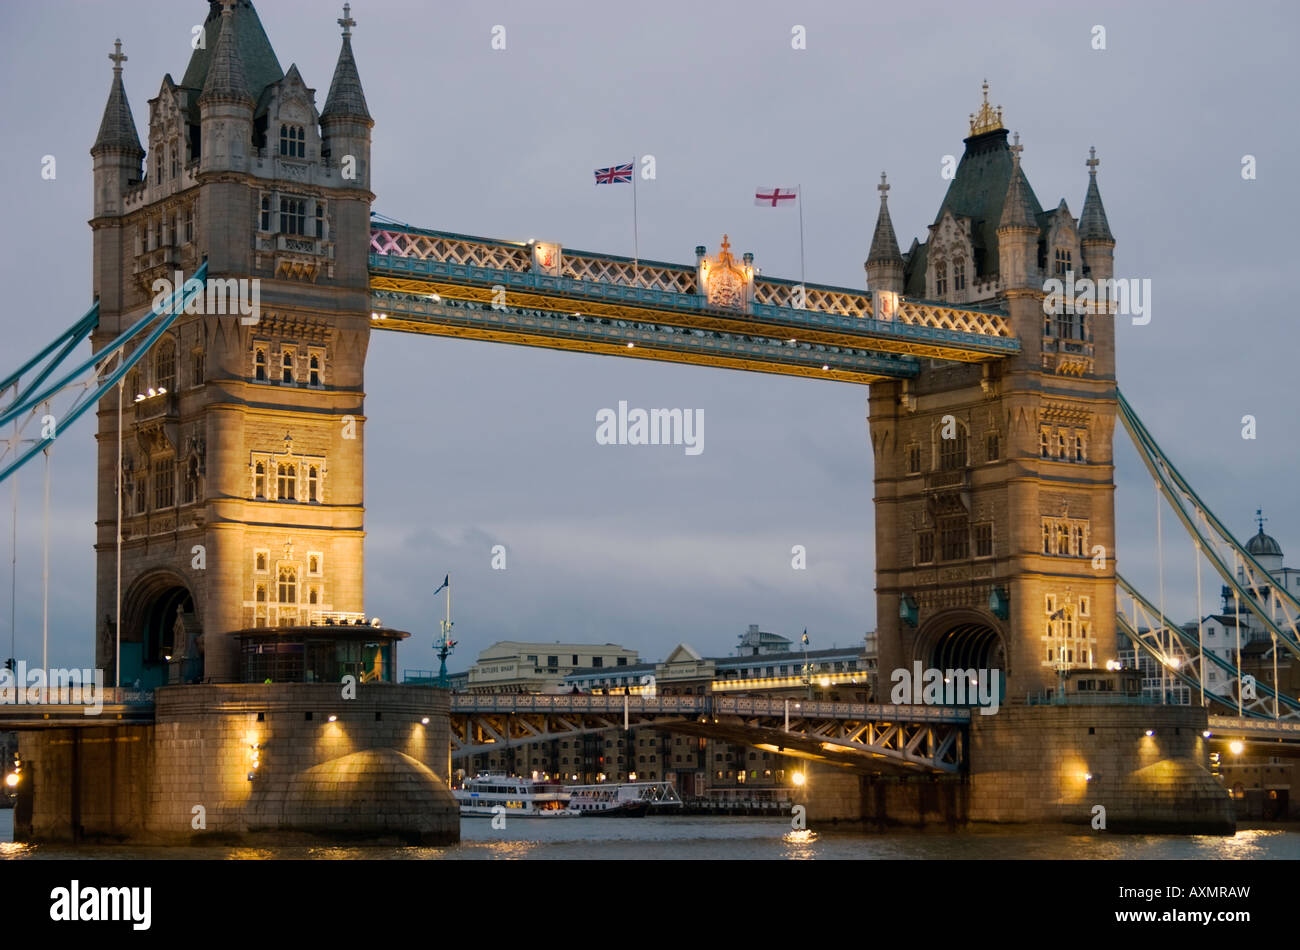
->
[[368, 224, 1020, 383]]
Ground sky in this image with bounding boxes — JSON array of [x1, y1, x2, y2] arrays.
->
[[0, 0, 1297, 674]]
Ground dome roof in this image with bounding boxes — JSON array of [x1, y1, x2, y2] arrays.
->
[[1246, 528, 1283, 558]]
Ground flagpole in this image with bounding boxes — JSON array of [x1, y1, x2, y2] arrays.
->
[[797, 183, 806, 289], [631, 155, 640, 288]]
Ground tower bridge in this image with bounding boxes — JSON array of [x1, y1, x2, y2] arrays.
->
[[0, 0, 1289, 838]]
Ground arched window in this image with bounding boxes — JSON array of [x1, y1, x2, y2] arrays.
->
[[282, 351, 294, 384], [255, 552, 267, 572], [254, 462, 266, 499], [308, 587, 319, 605], [279, 124, 306, 158], [953, 258, 966, 291], [1074, 434, 1086, 462], [154, 340, 175, 391], [1054, 248, 1072, 277], [308, 466, 318, 502], [277, 462, 296, 501], [935, 261, 947, 297], [254, 349, 266, 381], [256, 585, 266, 603], [278, 567, 297, 604], [309, 355, 321, 387], [938, 424, 967, 471], [259, 194, 271, 231]]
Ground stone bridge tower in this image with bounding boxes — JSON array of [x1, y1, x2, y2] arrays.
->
[[90, 1, 374, 684], [867, 84, 1118, 698]]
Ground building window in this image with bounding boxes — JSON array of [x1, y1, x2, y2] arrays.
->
[[254, 348, 266, 381], [315, 204, 326, 239], [906, 443, 921, 474], [939, 515, 969, 561], [309, 355, 321, 387], [255, 551, 268, 572], [191, 349, 205, 386], [256, 585, 266, 603], [985, 432, 999, 462], [1074, 433, 1086, 462], [973, 523, 993, 558], [918, 531, 935, 564], [279, 124, 306, 158], [308, 587, 319, 605], [1039, 427, 1051, 459], [184, 208, 194, 243], [281, 351, 294, 384], [277, 463, 296, 502], [152, 457, 174, 509], [279, 197, 307, 235], [308, 554, 321, 576], [260, 194, 271, 231], [307, 466, 319, 502], [1054, 248, 1072, 277], [135, 479, 146, 514], [154, 340, 175, 391], [254, 462, 266, 499], [938, 424, 967, 470], [170, 145, 178, 179], [953, 258, 966, 291], [278, 567, 297, 604], [935, 261, 947, 297], [1042, 522, 1052, 555]]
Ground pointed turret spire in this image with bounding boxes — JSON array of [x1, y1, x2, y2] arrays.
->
[[867, 172, 903, 265], [1079, 146, 1114, 243], [199, 1, 253, 106], [92, 39, 144, 154], [997, 133, 1036, 231], [322, 4, 371, 122]]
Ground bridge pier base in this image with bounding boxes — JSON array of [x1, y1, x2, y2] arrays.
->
[[15, 684, 460, 846]]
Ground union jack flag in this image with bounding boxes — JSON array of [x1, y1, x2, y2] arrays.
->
[[594, 161, 634, 185]]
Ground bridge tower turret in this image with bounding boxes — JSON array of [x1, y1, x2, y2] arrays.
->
[[870, 84, 1119, 699], [91, 1, 374, 685]]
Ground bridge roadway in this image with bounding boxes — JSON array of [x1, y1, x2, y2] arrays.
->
[[366, 224, 1021, 385]]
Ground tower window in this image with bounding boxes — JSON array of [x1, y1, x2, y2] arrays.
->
[[935, 261, 947, 297], [259, 194, 271, 231], [939, 515, 969, 561], [256, 585, 266, 603], [185, 208, 194, 244], [1074, 434, 1086, 462], [315, 204, 325, 239], [255, 551, 267, 572], [985, 432, 1000, 462], [135, 479, 146, 514], [1039, 427, 1050, 458], [155, 340, 175, 391], [308, 466, 319, 503], [938, 424, 967, 471], [953, 258, 966, 291], [308, 554, 320, 575], [276, 463, 296, 502], [282, 351, 294, 384], [279, 197, 307, 235], [153, 457, 174, 510], [192, 349, 205, 386], [279, 124, 306, 159], [1054, 248, 1072, 277], [309, 355, 321, 387], [973, 523, 993, 558], [917, 531, 935, 564], [254, 348, 266, 381], [169, 145, 178, 180], [1057, 431, 1067, 458], [254, 462, 266, 499], [905, 444, 921, 475], [278, 567, 298, 605], [308, 587, 319, 605]]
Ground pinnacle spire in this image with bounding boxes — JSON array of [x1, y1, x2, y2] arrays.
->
[[199, 1, 253, 106], [322, 4, 371, 122], [92, 39, 143, 153], [1079, 146, 1115, 243], [867, 171, 902, 264], [997, 132, 1036, 230]]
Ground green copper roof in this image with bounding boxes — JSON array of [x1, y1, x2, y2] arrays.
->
[[182, 1, 283, 114]]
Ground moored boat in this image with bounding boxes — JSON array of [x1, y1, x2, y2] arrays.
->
[[455, 773, 579, 817]]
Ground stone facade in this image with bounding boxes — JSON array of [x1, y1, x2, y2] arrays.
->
[[90, 1, 373, 685], [17, 684, 458, 845]]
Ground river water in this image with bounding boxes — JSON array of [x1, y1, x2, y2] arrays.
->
[[1, 810, 1297, 859]]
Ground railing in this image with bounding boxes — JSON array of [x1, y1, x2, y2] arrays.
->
[[0, 687, 154, 706], [450, 694, 706, 714]]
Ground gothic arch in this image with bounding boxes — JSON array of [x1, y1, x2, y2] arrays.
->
[[121, 568, 201, 687], [915, 607, 1008, 675]]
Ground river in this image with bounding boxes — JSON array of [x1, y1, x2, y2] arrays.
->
[[1, 810, 1297, 859]]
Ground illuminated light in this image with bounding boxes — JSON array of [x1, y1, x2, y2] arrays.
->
[[427, 294, 441, 302], [328, 714, 338, 722], [819, 677, 831, 688], [1202, 730, 1212, 739], [164, 655, 172, 662], [821, 364, 829, 371], [421, 716, 430, 725], [157, 386, 167, 395], [821, 742, 855, 754], [4, 773, 18, 788], [371, 312, 379, 319], [628, 772, 637, 781], [134, 394, 145, 402], [1144, 729, 1155, 737], [1083, 772, 1092, 782], [627, 342, 634, 348], [791, 772, 806, 787], [1229, 740, 1244, 755], [147, 388, 156, 397]]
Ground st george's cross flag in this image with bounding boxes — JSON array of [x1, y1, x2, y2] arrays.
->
[[595, 161, 634, 185], [755, 186, 799, 207]]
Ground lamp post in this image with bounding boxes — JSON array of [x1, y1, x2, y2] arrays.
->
[[434, 574, 455, 688]]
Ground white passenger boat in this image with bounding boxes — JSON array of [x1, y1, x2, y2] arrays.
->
[[454, 773, 580, 817], [566, 781, 684, 816]]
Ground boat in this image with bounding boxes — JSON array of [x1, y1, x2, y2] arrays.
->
[[454, 773, 580, 817], [565, 781, 684, 816]]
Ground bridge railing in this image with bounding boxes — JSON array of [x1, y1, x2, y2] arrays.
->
[[714, 695, 970, 722], [0, 687, 154, 706], [449, 694, 707, 714]]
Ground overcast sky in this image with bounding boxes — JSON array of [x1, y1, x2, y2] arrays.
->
[[0, 0, 1297, 673]]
